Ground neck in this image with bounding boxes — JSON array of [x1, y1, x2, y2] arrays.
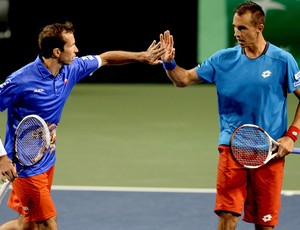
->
[[42, 57, 61, 76], [243, 37, 267, 59]]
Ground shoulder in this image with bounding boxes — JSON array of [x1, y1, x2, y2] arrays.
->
[[210, 45, 242, 62], [266, 43, 295, 61], [7, 59, 38, 82], [73, 55, 100, 65], [67, 55, 101, 72], [213, 45, 241, 58]]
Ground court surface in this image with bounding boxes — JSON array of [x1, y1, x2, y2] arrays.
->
[[1, 84, 300, 229], [1, 186, 300, 230]]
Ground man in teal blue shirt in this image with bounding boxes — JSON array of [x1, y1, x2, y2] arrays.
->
[[159, 1, 300, 229]]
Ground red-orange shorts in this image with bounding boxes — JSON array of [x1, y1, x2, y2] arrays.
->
[[7, 165, 56, 222], [214, 145, 284, 226]]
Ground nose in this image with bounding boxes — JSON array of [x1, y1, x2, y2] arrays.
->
[[74, 46, 79, 53], [234, 28, 240, 37]]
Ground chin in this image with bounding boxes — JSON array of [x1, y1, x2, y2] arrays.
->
[[238, 42, 246, 47]]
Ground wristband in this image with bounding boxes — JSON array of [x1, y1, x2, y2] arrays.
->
[[162, 59, 176, 71], [285, 125, 300, 142]]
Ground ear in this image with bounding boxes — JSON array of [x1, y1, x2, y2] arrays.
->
[[52, 48, 61, 58], [257, 23, 264, 33]]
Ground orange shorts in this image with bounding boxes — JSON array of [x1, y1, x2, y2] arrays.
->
[[7, 165, 56, 222], [215, 145, 284, 226]]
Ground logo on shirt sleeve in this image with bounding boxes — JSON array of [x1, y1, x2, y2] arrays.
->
[[294, 71, 300, 80], [0, 78, 12, 93], [82, 55, 95, 61]]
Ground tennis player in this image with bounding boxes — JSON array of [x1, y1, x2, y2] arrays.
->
[[159, 1, 300, 229], [0, 21, 165, 230]]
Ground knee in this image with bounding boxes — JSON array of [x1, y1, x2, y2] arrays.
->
[[218, 211, 239, 229]]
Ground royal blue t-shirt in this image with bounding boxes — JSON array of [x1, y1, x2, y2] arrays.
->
[[0, 54, 101, 177]]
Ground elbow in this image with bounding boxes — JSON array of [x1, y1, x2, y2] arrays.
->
[[173, 81, 188, 88]]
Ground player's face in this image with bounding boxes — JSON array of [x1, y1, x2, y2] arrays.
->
[[58, 32, 79, 65], [232, 12, 259, 48]]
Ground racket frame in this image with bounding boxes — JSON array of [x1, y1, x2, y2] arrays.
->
[[0, 114, 51, 205], [230, 124, 279, 169], [14, 114, 51, 166]]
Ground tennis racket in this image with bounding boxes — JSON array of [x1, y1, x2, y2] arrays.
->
[[230, 124, 300, 169], [0, 114, 51, 205]]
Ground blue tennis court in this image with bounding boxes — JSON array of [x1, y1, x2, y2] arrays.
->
[[1, 186, 299, 230]]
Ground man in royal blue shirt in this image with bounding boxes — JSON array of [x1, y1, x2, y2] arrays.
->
[[0, 21, 165, 230]]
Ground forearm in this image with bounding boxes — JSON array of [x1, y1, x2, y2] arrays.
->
[[287, 102, 300, 135], [288, 92, 300, 129], [166, 66, 189, 87], [277, 101, 300, 156], [99, 51, 147, 66], [164, 64, 201, 87]]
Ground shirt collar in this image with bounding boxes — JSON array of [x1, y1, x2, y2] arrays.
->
[[36, 55, 52, 79], [36, 55, 65, 79]]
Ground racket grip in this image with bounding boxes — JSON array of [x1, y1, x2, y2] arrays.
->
[[0, 179, 11, 205], [291, 147, 300, 154]]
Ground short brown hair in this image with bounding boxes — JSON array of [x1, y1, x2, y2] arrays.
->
[[235, 1, 265, 25], [38, 21, 75, 58]]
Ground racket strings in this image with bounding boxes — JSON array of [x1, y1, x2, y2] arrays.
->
[[231, 127, 270, 167], [15, 118, 47, 166]]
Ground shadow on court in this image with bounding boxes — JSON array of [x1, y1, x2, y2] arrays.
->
[[0, 187, 300, 230]]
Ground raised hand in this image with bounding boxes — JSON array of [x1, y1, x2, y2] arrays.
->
[[144, 40, 166, 65], [160, 30, 175, 62]]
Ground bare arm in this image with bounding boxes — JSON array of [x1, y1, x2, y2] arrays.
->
[[276, 88, 300, 157], [159, 30, 202, 87], [99, 40, 165, 66]]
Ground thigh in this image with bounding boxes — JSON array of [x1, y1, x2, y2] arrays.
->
[[215, 145, 248, 216], [243, 158, 285, 226], [8, 166, 57, 222]]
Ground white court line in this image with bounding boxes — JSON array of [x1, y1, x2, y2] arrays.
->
[[52, 185, 300, 195], [52, 185, 216, 193]]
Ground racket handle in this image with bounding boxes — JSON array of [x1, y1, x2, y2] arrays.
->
[[0, 179, 11, 205], [292, 147, 300, 154]]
